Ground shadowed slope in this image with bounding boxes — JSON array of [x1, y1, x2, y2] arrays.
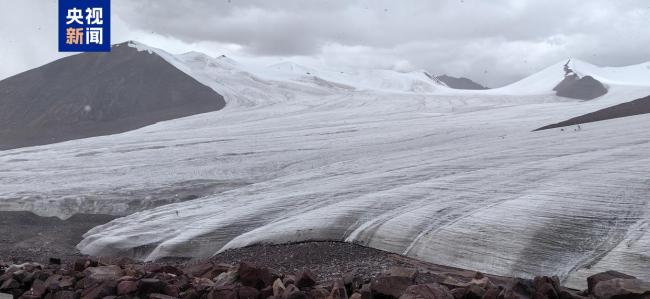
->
[[0, 42, 225, 150], [535, 95, 650, 131]]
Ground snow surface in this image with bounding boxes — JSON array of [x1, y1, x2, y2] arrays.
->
[[1, 43, 650, 288]]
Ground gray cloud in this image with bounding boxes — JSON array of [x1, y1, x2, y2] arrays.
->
[[1, 0, 649, 86]]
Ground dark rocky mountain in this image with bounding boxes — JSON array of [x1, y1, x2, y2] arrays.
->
[[535, 94, 650, 131], [553, 60, 608, 100], [0, 41, 226, 150], [435, 74, 488, 90]]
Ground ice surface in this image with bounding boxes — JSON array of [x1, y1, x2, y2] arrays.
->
[[1, 44, 649, 289]]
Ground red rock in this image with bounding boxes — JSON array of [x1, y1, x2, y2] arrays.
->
[[295, 270, 316, 289], [370, 267, 417, 299], [330, 279, 348, 299], [592, 278, 650, 299], [207, 286, 237, 299], [149, 293, 178, 299], [80, 281, 116, 299], [283, 285, 306, 299], [238, 286, 260, 299], [74, 260, 98, 272], [0, 278, 20, 291], [359, 284, 372, 299], [398, 284, 454, 299], [309, 287, 329, 299], [532, 276, 560, 299], [587, 271, 636, 295], [138, 278, 167, 295], [462, 284, 485, 299], [238, 263, 273, 289], [47, 290, 77, 299], [116, 280, 138, 295]]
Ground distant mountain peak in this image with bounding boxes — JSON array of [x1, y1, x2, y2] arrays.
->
[[434, 74, 488, 90]]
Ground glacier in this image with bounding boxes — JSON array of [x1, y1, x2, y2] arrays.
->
[[1, 42, 650, 288]]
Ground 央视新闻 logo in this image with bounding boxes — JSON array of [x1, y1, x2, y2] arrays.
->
[[59, 0, 110, 52]]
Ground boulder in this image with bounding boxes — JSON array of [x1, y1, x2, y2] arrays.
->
[[207, 286, 237, 299], [532, 276, 560, 299], [238, 263, 273, 289], [398, 284, 454, 299], [359, 284, 372, 299], [310, 287, 329, 299], [0, 293, 12, 299], [238, 286, 260, 299], [587, 271, 636, 295], [149, 293, 179, 299], [84, 266, 124, 283], [592, 279, 650, 299], [74, 260, 98, 272], [0, 278, 20, 291], [273, 279, 286, 297], [116, 280, 138, 295], [371, 267, 417, 299], [46, 290, 78, 299], [351, 293, 363, 299], [283, 285, 306, 299], [295, 270, 316, 289], [330, 279, 348, 299], [80, 281, 116, 299], [138, 278, 167, 296], [463, 284, 485, 299]]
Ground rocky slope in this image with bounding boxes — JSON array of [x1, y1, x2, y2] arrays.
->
[[0, 42, 225, 150], [434, 75, 488, 90], [535, 94, 650, 131], [1, 242, 648, 299]]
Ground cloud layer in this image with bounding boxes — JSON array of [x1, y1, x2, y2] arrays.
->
[[1, 0, 649, 86]]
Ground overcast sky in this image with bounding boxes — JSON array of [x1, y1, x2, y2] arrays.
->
[[1, 0, 649, 86]]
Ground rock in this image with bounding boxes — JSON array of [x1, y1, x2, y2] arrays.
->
[[116, 280, 138, 295], [532, 276, 560, 299], [469, 273, 494, 290], [344, 273, 363, 295], [283, 276, 297, 287], [449, 288, 464, 299], [47, 290, 78, 299], [310, 287, 329, 299], [23, 279, 48, 298], [238, 286, 260, 299], [49, 259, 62, 266], [371, 267, 417, 299], [273, 279, 286, 297], [0, 293, 12, 299], [80, 281, 116, 299], [463, 284, 485, 299], [330, 279, 348, 299], [558, 289, 589, 299], [587, 271, 637, 295], [208, 286, 237, 299], [295, 270, 316, 289], [238, 263, 273, 289], [184, 263, 230, 280], [149, 293, 179, 299], [398, 284, 454, 299], [213, 270, 238, 288], [74, 260, 98, 272], [84, 266, 124, 283], [0, 278, 20, 291], [260, 285, 274, 299], [359, 284, 372, 299], [138, 278, 167, 296], [592, 279, 650, 299], [283, 285, 307, 299], [180, 289, 199, 299], [505, 278, 534, 299], [482, 287, 502, 299]]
